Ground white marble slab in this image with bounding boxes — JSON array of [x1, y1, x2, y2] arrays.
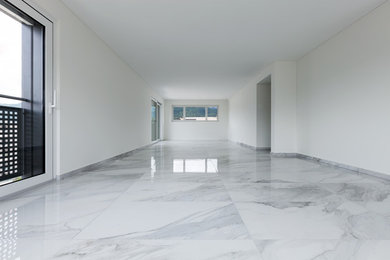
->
[[1, 193, 118, 240], [255, 239, 390, 260], [119, 180, 231, 202], [50, 239, 261, 260], [235, 201, 346, 240], [75, 202, 250, 240], [226, 183, 334, 202]]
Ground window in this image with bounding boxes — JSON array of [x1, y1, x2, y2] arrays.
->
[[172, 105, 219, 121], [207, 106, 218, 121], [185, 107, 206, 121], [0, 0, 50, 185], [173, 106, 184, 120]]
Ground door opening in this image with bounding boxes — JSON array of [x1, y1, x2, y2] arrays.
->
[[256, 75, 272, 151]]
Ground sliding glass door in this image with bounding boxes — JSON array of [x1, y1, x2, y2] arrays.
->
[[0, 0, 53, 190], [151, 100, 160, 141]]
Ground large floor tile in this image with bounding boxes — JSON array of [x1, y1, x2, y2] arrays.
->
[[120, 180, 231, 202], [75, 202, 250, 240], [0, 239, 70, 260], [50, 239, 261, 260], [1, 194, 118, 240], [236, 199, 390, 240], [235, 201, 346, 240], [254, 239, 390, 260], [225, 183, 333, 202]]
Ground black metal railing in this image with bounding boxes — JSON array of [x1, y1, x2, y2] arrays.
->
[[0, 106, 23, 182]]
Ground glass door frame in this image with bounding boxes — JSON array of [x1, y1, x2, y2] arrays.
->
[[151, 99, 161, 142], [156, 102, 160, 140], [0, 0, 54, 197]]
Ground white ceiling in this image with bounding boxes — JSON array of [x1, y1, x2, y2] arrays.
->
[[61, 0, 385, 99]]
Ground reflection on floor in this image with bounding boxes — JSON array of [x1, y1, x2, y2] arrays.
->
[[1, 141, 390, 259], [172, 158, 218, 173]]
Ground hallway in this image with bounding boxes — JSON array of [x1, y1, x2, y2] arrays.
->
[[1, 141, 390, 259]]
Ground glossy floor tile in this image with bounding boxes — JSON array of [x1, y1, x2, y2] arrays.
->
[[0, 141, 390, 259]]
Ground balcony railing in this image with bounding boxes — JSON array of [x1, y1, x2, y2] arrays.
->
[[0, 105, 23, 182]]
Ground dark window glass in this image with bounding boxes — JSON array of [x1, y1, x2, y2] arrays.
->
[[173, 107, 184, 120], [0, 0, 45, 185], [185, 107, 206, 121], [207, 106, 218, 120]]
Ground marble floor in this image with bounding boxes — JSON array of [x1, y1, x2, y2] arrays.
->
[[1, 141, 390, 259]]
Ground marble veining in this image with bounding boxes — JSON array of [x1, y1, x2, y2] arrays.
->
[[0, 141, 389, 259], [75, 202, 250, 240]]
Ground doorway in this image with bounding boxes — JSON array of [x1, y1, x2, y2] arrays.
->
[[151, 100, 161, 141], [256, 76, 272, 151]]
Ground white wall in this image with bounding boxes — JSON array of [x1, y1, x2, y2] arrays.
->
[[31, 0, 163, 175], [229, 65, 272, 147], [257, 82, 271, 148], [272, 62, 297, 153], [164, 100, 228, 140], [229, 62, 296, 153], [228, 83, 257, 147], [297, 1, 390, 174]]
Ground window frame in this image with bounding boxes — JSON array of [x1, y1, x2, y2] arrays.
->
[[0, 0, 54, 197], [171, 105, 219, 122]]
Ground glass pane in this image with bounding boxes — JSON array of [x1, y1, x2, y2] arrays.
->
[[151, 106, 156, 120], [207, 106, 218, 121], [151, 102, 157, 141], [0, 1, 45, 185], [185, 107, 206, 121], [156, 104, 160, 139], [0, 10, 22, 102], [0, 97, 22, 108], [173, 106, 184, 120]]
